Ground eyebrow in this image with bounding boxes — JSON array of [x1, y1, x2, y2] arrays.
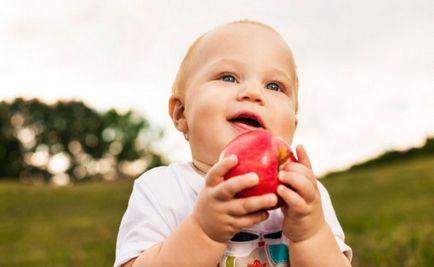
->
[[205, 58, 246, 71], [268, 68, 293, 84]]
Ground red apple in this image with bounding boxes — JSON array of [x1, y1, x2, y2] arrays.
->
[[219, 130, 296, 209]]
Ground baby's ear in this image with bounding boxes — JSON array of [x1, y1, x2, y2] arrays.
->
[[168, 96, 188, 134]]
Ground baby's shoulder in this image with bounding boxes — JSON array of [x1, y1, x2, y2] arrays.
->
[[133, 162, 200, 199], [132, 162, 198, 219], [134, 164, 176, 190]]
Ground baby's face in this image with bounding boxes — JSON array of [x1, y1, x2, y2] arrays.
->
[[173, 23, 298, 173]]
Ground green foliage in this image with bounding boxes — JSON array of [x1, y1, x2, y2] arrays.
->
[[0, 102, 24, 177], [322, 155, 434, 266], [0, 98, 166, 183]]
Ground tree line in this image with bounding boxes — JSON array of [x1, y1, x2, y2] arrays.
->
[[0, 98, 166, 184], [348, 137, 434, 171]]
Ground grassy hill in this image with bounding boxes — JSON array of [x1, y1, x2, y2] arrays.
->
[[346, 137, 434, 171], [321, 155, 434, 266], [1, 154, 433, 266]]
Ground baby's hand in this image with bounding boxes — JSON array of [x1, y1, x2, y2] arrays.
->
[[277, 145, 326, 243], [192, 155, 278, 243]]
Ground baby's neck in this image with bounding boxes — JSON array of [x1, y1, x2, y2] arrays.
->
[[191, 159, 211, 176]]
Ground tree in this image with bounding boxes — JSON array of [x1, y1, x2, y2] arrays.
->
[[0, 98, 166, 184]]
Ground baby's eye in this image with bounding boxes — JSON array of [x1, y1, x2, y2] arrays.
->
[[219, 74, 237, 83], [265, 82, 282, 92]]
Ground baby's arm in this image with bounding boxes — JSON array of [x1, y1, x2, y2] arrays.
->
[[277, 145, 351, 267], [123, 155, 278, 267], [122, 215, 226, 267]]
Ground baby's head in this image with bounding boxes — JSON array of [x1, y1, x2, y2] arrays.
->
[[169, 20, 299, 173]]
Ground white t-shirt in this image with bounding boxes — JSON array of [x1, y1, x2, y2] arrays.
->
[[114, 162, 352, 267]]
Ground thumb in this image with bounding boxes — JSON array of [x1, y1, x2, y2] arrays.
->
[[296, 144, 312, 169], [206, 154, 238, 187]]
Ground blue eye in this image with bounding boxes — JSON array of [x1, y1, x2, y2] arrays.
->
[[266, 82, 281, 91], [219, 74, 237, 83]]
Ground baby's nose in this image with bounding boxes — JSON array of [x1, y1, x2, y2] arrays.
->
[[237, 83, 265, 104]]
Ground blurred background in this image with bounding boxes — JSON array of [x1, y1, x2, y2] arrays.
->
[[0, 0, 433, 266]]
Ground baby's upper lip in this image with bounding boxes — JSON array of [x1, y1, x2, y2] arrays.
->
[[227, 111, 266, 129]]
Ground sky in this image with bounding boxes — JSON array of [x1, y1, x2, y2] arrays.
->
[[1, 0, 433, 175]]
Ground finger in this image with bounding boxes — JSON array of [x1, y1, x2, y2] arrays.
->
[[228, 193, 278, 216], [234, 211, 270, 229], [280, 162, 317, 184], [296, 144, 312, 170], [278, 171, 316, 202], [206, 154, 238, 187], [214, 172, 258, 201], [277, 184, 307, 213]]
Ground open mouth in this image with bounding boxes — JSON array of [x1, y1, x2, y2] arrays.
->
[[229, 113, 265, 129]]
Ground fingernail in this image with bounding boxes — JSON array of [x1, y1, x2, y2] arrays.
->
[[278, 171, 285, 181], [263, 211, 269, 219], [229, 154, 237, 161]]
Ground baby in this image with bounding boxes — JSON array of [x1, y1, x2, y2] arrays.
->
[[115, 20, 352, 267]]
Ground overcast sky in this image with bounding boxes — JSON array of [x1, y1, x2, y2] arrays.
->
[[1, 0, 433, 175]]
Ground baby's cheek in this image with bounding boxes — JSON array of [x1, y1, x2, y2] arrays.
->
[[277, 126, 296, 146]]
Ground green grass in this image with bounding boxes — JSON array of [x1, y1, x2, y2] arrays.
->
[[321, 155, 434, 267], [0, 180, 133, 267], [0, 156, 433, 266]]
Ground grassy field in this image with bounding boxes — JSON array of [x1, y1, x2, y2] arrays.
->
[[0, 180, 133, 267], [322, 155, 434, 266], [0, 155, 433, 266]]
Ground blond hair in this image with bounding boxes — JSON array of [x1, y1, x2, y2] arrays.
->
[[171, 20, 299, 112]]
